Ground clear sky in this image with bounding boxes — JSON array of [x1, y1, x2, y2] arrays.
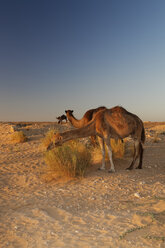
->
[[0, 0, 165, 121]]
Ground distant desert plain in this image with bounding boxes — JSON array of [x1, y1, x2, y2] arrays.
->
[[0, 121, 165, 248]]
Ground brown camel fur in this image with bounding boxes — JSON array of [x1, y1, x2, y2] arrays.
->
[[65, 106, 106, 145], [47, 106, 145, 173]]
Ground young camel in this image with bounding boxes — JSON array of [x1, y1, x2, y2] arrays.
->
[[56, 115, 67, 124], [65, 106, 106, 145], [47, 106, 145, 173]]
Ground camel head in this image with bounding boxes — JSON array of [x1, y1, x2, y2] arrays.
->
[[53, 133, 63, 146], [46, 133, 63, 151], [65, 110, 74, 117]]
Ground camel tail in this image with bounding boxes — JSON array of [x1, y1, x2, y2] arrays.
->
[[141, 126, 145, 143]]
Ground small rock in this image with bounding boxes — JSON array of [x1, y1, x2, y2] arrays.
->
[[134, 193, 141, 198]]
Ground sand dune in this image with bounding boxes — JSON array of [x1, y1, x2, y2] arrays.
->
[[0, 122, 165, 248]]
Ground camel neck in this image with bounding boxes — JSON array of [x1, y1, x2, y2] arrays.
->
[[68, 114, 84, 128], [61, 121, 95, 142]]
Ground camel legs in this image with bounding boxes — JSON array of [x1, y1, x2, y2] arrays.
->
[[136, 142, 143, 169], [126, 140, 143, 170], [98, 136, 115, 173], [105, 138, 115, 173], [98, 137, 106, 170]]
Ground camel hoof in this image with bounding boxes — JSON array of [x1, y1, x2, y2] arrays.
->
[[135, 167, 142, 170], [126, 167, 133, 170], [98, 167, 105, 171], [108, 169, 115, 173]]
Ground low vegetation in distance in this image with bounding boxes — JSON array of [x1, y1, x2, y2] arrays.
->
[[10, 131, 28, 143]]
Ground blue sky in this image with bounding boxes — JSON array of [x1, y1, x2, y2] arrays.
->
[[0, 0, 165, 121]]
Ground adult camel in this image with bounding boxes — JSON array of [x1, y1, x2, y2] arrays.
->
[[47, 106, 145, 173]]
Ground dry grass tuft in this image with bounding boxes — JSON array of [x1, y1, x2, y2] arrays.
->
[[92, 138, 125, 163], [44, 140, 92, 179], [11, 131, 28, 143], [42, 129, 55, 148], [110, 139, 125, 158], [42, 125, 72, 148], [152, 133, 160, 143], [124, 139, 135, 157]]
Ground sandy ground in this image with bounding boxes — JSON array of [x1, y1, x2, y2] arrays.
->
[[0, 122, 165, 248]]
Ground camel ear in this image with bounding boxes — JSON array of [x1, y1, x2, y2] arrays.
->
[[71, 110, 74, 113], [65, 110, 67, 114]]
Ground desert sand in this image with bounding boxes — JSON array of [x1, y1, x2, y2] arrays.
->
[[0, 121, 165, 248]]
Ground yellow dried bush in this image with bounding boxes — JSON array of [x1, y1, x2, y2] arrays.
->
[[42, 129, 55, 148], [42, 126, 72, 148], [44, 140, 92, 178], [92, 138, 125, 162], [110, 139, 125, 158], [11, 131, 27, 143]]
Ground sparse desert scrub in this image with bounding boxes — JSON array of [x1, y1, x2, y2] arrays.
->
[[152, 133, 160, 143], [124, 139, 135, 157], [10, 131, 27, 143], [44, 140, 92, 178], [110, 139, 125, 158], [42, 125, 73, 148], [42, 129, 55, 148], [92, 138, 125, 164]]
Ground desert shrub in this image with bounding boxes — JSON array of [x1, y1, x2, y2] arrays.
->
[[42, 125, 73, 148], [11, 131, 27, 143], [44, 140, 92, 178], [152, 133, 160, 143], [110, 139, 125, 158], [42, 129, 55, 148], [124, 140, 135, 157], [91, 138, 125, 164]]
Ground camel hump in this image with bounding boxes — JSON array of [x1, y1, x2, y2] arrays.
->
[[110, 106, 127, 114], [103, 106, 144, 139], [84, 106, 106, 120], [81, 106, 104, 123], [83, 109, 94, 120]]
